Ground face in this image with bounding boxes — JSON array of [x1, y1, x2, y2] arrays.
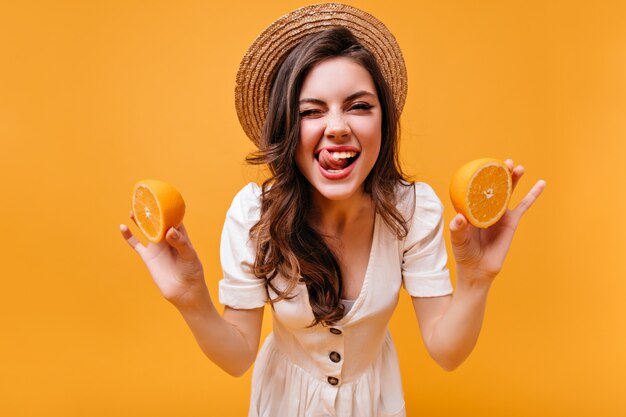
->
[[295, 57, 382, 204]]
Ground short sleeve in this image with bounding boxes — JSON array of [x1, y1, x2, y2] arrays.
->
[[401, 183, 453, 297], [218, 183, 268, 309]]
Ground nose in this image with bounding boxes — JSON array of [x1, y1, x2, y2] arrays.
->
[[324, 112, 350, 141]]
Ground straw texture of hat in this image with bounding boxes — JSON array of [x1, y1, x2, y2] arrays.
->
[[235, 3, 408, 146]]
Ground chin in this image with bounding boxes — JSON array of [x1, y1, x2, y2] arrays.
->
[[311, 180, 365, 202]]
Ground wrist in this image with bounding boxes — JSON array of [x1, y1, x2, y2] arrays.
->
[[455, 266, 495, 293], [168, 280, 212, 312]]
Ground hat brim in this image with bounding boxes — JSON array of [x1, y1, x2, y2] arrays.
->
[[235, 3, 408, 146]]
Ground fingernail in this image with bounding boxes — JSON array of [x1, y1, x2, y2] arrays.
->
[[170, 229, 179, 240]]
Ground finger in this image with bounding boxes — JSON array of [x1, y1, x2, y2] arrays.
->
[[504, 159, 524, 192], [129, 210, 139, 229], [164, 225, 197, 261], [449, 213, 471, 247], [120, 223, 146, 256], [512, 180, 547, 219], [177, 222, 189, 238], [511, 165, 524, 192]]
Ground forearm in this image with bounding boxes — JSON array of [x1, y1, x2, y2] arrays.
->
[[425, 271, 493, 371], [173, 287, 257, 377]]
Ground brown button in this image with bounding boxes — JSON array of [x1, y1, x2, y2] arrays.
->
[[329, 351, 341, 363], [329, 328, 342, 335], [327, 376, 339, 385]]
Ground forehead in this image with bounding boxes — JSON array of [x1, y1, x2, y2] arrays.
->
[[299, 57, 377, 98]]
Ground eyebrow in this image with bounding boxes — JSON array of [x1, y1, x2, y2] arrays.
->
[[299, 90, 377, 105]]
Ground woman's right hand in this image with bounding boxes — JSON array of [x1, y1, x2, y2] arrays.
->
[[120, 211, 207, 306]]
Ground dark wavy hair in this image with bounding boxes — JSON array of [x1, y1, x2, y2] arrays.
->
[[247, 27, 412, 326]]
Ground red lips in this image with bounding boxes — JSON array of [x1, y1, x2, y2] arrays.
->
[[314, 146, 361, 180]]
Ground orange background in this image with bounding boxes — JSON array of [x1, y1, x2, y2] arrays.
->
[[1, 1, 624, 416]]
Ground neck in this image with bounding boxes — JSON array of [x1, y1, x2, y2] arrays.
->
[[309, 187, 375, 234]]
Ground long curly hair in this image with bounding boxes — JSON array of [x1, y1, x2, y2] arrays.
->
[[247, 27, 412, 326]]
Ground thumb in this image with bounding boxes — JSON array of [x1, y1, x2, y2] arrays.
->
[[165, 226, 196, 260], [449, 213, 470, 247]]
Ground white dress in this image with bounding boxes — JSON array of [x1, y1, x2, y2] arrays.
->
[[218, 182, 453, 417]]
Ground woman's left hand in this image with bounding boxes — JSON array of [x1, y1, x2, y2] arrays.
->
[[449, 159, 546, 285]]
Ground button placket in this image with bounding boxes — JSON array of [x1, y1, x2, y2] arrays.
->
[[325, 326, 344, 386]]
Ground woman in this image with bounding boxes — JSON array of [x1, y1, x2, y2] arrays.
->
[[120, 4, 545, 416]]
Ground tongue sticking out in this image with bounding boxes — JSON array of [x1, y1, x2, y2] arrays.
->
[[318, 149, 351, 171]]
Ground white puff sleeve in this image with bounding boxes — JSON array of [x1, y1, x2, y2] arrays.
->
[[401, 183, 454, 297], [218, 183, 268, 309]]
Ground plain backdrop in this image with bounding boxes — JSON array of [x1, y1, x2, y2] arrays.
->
[[1, 0, 624, 416]]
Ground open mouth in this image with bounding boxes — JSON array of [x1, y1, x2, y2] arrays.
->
[[316, 149, 360, 173]]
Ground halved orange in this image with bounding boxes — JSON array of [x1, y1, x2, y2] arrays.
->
[[132, 179, 186, 243], [449, 158, 512, 228]]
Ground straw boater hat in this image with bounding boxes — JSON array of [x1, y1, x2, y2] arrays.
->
[[235, 2, 408, 146]]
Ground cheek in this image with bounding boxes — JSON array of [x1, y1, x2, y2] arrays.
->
[[298, 121, 322, 143], [354, 120, 382, 150], [296, 123, 321, 157], [294, 136, 314, 175], [370, 117, 383, 155], [367, 141, 382, 169]]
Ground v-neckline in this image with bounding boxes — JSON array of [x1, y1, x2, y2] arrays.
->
[[337, 211, 379, 323]]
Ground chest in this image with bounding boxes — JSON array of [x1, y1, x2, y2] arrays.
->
[[270, 216, 404, 330], [332, 222, 374, 300]]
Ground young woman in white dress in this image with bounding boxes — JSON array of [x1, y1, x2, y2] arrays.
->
[[120, 4, 545, 416]]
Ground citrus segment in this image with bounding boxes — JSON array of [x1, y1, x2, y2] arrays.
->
[[450, 158, 512, 228], [131, 179, 185, 243]]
